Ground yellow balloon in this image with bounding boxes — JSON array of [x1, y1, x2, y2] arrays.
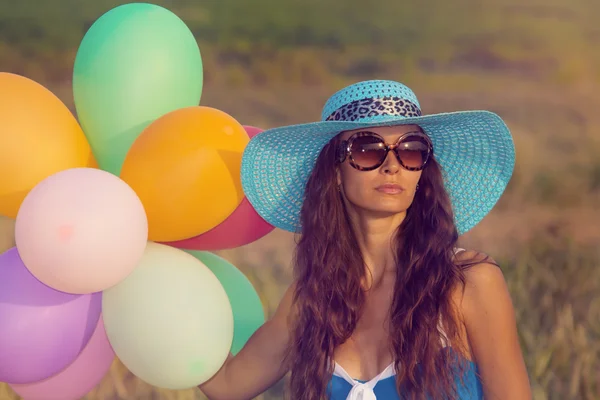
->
[[0, 73, 96, 218], [120, 106, 249, 242]]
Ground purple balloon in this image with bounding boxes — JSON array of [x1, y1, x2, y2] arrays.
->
[[0, 247, 102, 384]]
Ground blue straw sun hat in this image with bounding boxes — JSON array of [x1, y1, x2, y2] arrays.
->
[[241, 80, 515, 235]]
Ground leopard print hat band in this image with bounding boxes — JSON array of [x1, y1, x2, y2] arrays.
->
[[325, 96, 422, 122]]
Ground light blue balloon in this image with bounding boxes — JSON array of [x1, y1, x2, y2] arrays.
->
[[73, 3, 203, 175]]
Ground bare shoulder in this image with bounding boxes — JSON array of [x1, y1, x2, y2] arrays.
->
[[452, 249, 509, 315], [460, 251, 506, 302], [451, 251, 532, 398]]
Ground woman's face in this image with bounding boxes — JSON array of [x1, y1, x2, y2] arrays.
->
[[337, 125, 425, 219]]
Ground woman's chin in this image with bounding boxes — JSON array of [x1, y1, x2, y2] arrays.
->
[[355, 205, 408, 220]]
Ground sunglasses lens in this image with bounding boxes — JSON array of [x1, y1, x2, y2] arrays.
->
[[396, 135, 430, 169], [350, 135, 387, 168]]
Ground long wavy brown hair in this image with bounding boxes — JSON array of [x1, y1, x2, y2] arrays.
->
[[286, 133, 489, 400]]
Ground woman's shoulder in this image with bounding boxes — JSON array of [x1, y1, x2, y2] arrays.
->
[[449, 250, 530, 398], [450, 249, 512, 325], [453, 248, 498, 267], [453, 246, 501, 279]]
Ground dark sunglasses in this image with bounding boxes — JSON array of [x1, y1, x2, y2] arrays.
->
[[337, 130, 433, 171]]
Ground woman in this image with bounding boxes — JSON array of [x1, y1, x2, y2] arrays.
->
[[199, 80, 532, 399]]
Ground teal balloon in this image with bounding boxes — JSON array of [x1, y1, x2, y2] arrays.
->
[[73, 3, 203, 175], [187, 251, 265, 355]]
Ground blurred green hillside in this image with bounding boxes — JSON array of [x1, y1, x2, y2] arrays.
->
[[0, 1, 599, 399], [2, 0, 600, 86]]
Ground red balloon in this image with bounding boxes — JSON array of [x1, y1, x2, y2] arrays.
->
[[162, 126, 275, 250]]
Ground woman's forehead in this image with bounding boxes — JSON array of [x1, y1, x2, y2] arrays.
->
[[340, 124, 422, 140]]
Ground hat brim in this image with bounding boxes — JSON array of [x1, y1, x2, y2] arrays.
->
[[241, 110, 515, 235]]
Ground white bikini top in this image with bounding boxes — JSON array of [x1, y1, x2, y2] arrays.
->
[[331, 248, 465, 400]]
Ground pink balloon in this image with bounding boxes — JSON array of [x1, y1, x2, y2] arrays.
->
[[164, 197, 275, 250], [162, 126, 275, 251], [15, 168, 148, 294], [242, 125, 264, 138], [10, 316, 115, 400]]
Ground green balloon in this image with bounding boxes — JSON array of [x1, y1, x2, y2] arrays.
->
[[187, 251, 266, 355], [73, 3, 203, 175]]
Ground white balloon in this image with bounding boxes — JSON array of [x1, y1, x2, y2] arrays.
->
[[102, 242, 233, 389]]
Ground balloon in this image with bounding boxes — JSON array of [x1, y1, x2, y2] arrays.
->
[[0, 247, 101, 384], [102, 242, 233, 389], [15, 168, 148, 294], [243, 125, 265, 138], [10, 317, 115, 400], [120, 107, 249, 242], [164, 126, 275, 250], [164, 198, 275, 250], [73, 3, 203, 175], [186, 251, 265, 355], [0, 72, 95, 219]]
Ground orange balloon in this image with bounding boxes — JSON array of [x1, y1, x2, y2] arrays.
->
[[0, 73, 96, 218], [120, 106, 249, 242]]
